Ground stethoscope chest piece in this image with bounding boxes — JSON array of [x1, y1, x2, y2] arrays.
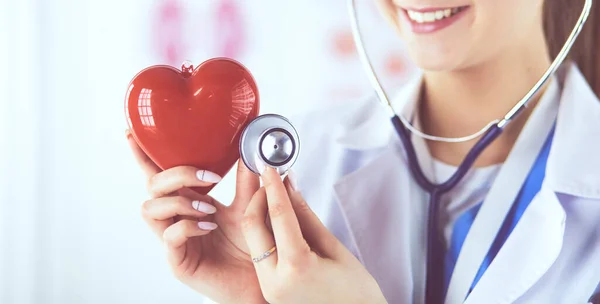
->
[[240, 114, 300, 175]]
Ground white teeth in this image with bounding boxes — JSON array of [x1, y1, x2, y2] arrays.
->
[[423, 12, 435, 22], [435, 10, 444, 20], [407, 7, 463, 23], [410, 11, 424, 23]]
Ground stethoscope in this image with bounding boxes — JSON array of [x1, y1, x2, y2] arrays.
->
[[239, 113, 300, 176], [238, 0, 592, 302]]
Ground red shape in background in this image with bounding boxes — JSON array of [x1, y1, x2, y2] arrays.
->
[[332, 29, 356, 57], [385, 53, 405, 76], [215, 0, 246, 58], [153, 0, 185, 65]]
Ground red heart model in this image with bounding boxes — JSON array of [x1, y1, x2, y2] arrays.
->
[[125, 58, 260, 194]]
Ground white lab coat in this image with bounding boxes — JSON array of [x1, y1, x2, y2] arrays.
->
[[289, 62, 600, 304]]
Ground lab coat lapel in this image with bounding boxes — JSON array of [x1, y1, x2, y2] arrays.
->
[[455, 62, 600, 303], [333, 143, 430, 304], [332, 73, 430, 303], [444, 72, 562, 303], [464, 185, 566, 304]]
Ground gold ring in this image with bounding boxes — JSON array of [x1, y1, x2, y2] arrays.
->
[[252, 246, 277, 263]]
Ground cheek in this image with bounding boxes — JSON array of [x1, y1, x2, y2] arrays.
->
[[469, 0, 543, 57], [466, 3, 517, 62], [374, 0, 401, 29]]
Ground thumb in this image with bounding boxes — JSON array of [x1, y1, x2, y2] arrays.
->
[[231, 158, 260, 212], [283, 176, 346, 260]]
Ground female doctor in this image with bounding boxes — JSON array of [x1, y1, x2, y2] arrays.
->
[[126, 0, 600, 303]]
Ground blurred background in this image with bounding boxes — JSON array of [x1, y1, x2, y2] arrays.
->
[[0, 0, 415, 303]]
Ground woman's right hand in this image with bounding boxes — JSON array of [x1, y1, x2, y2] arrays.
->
[[126, 131, 265, 304]]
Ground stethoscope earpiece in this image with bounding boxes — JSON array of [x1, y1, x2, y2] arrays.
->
[[240, 114, 300, 176]]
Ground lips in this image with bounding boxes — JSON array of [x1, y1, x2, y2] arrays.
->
[[405, 6, 468, 23], [396, 4, 471, 34]]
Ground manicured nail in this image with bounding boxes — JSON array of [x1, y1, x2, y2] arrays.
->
[[196, 170, 222, 183], [287, 169, 298, 191], [253, 154, 266, 175], [192, 200, 217, 214], [198, 222, 218, 231]]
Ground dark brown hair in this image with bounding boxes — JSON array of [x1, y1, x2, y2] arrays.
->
[[544, 0, 600, 97]]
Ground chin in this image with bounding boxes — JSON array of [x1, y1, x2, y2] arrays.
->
[[406, 47, 466, 72], [400, 32, 479, 72]]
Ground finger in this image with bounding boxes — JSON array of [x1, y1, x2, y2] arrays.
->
[[284, 177, 346, 260], [261, 166, 307, 261], [163, 219, 218, 266], [242, 187, 277, 269], [141, 195, 216, 239], [148, 166, 222, 198], [142, 195, 216, 221], [126, 129, 161, 178], [231, 159, 260, 212]]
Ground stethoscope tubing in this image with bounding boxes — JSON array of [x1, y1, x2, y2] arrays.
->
[[391, 116, 504, 193], [392, 115, 504, 303]]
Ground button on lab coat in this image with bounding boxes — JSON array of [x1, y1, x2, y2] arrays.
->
[[290, 62, 600, 304]]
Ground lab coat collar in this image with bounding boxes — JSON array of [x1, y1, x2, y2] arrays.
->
[[545, 62, 600, 199], [335, 61, 600, 199], [334, 71, 423, 151]]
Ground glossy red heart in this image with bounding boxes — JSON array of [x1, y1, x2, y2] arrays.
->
[[125, 58, 260, 194]]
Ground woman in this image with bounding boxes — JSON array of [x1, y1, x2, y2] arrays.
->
[[127, 0, 600, 303]]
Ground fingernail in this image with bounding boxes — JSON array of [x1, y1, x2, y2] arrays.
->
[[196, 170, 222, 183], [125, 129, 132, 138], [259, 166, 273, 185], [253, 154, 266, 175], [198, 222, 218, 231], [192, 200, 217, 214], [287, 169, 298, 191]]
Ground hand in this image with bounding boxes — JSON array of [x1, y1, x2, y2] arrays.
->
[[241, 167, 388, 304], [126, 131, 266, 304]]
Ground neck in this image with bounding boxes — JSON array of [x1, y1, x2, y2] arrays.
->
[[419, 33, 552, 167]]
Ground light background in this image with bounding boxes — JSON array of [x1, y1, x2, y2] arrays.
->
[[0, 0, 415, 303]]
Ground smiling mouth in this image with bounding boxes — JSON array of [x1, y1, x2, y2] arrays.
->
[[404, 6, 469, 23]]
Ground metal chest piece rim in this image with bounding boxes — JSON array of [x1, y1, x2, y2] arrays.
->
[[240, 114, 300, 175]]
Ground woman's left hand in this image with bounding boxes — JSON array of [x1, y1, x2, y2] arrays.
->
[[241, 167, 388, 304]]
